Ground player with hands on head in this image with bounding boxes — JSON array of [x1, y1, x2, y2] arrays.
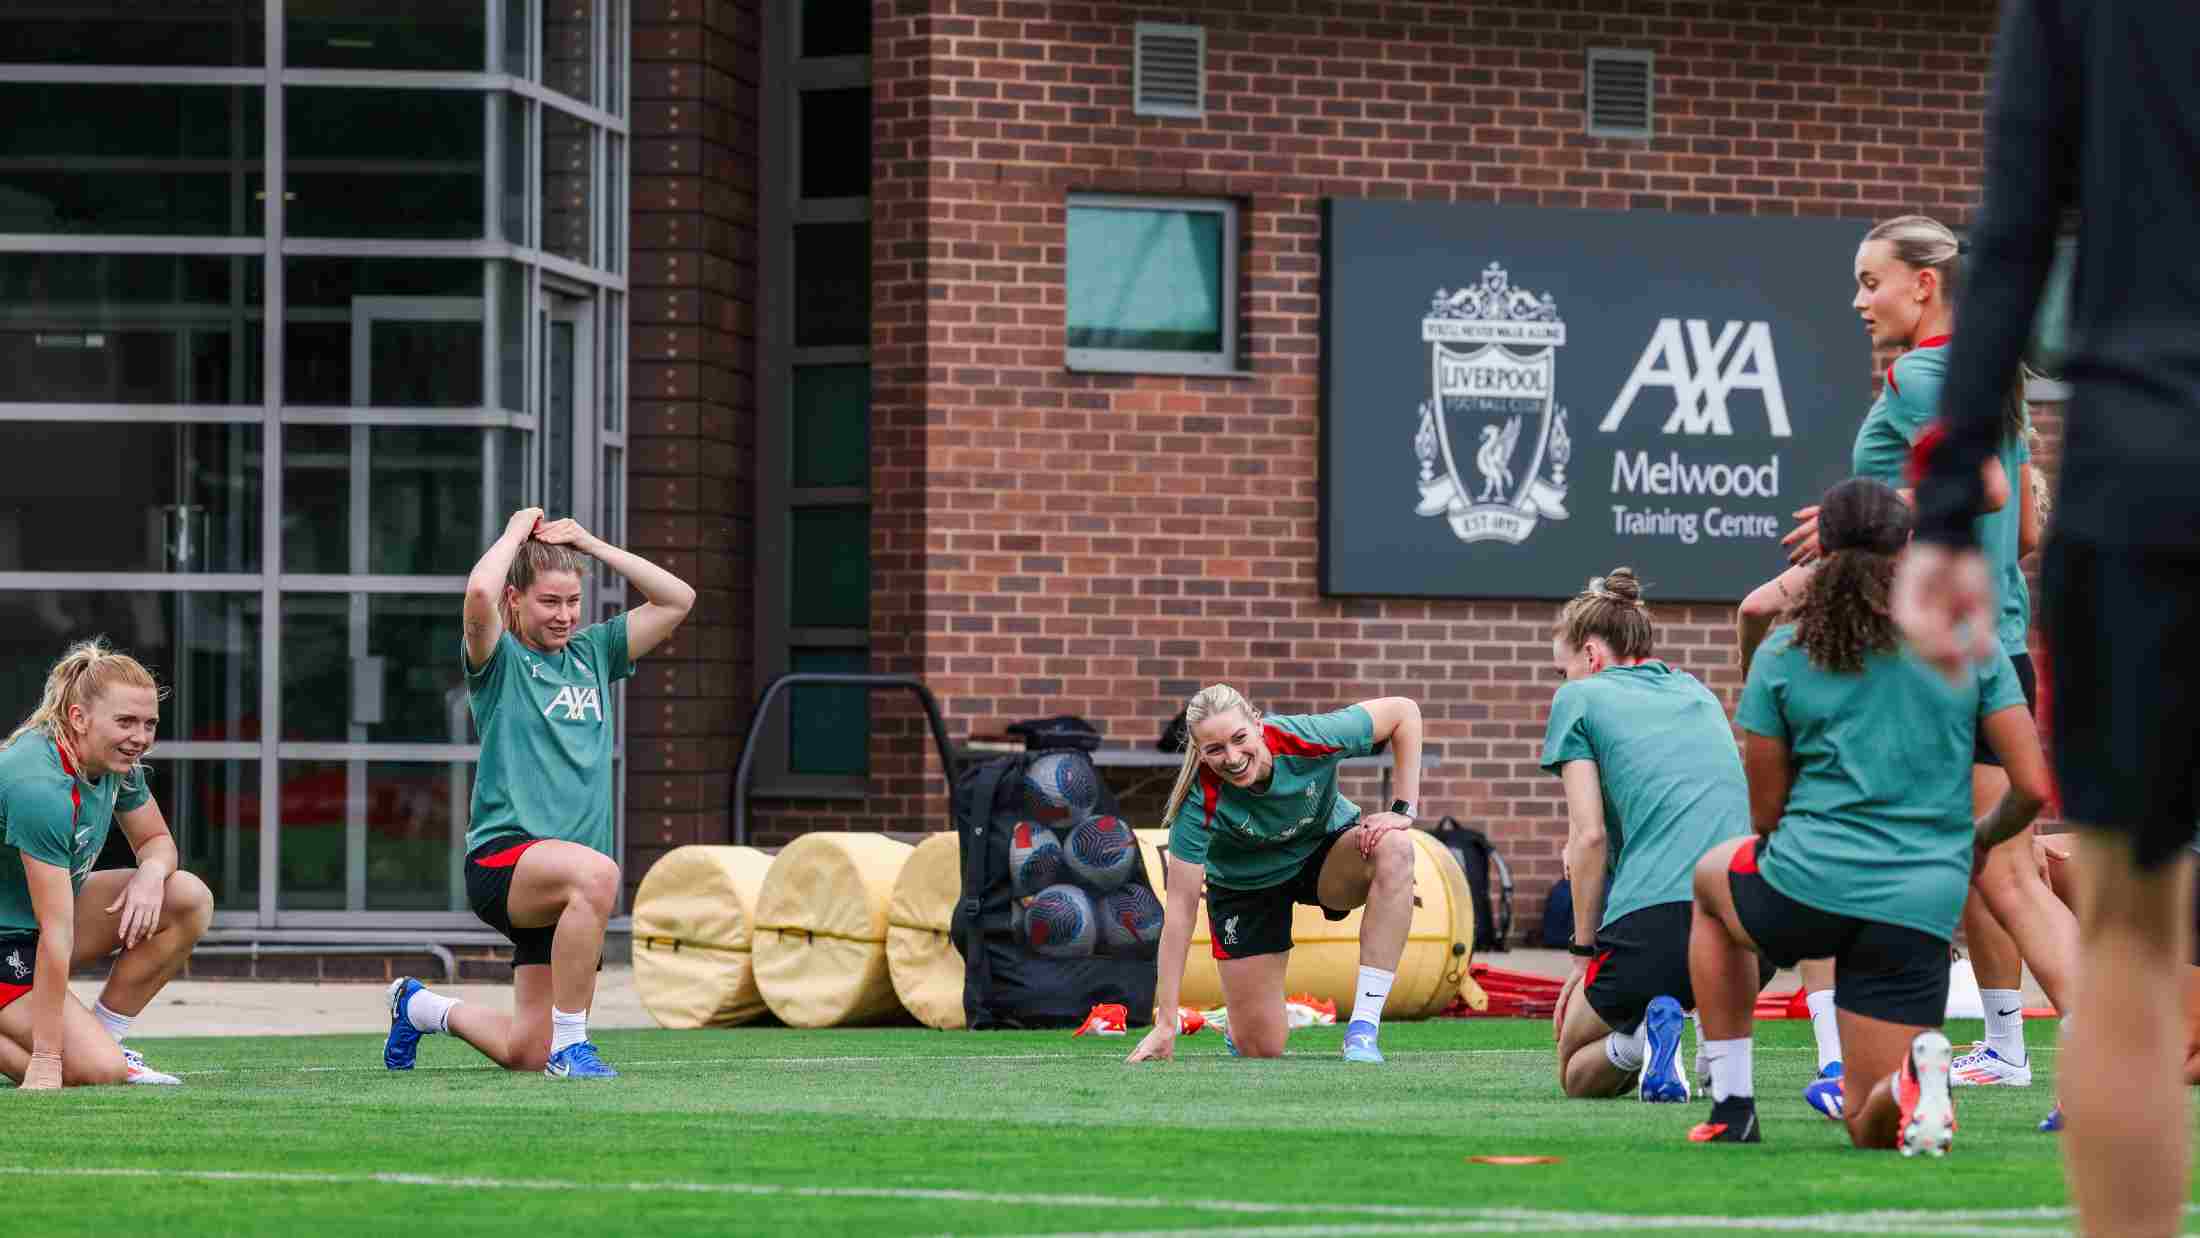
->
[[1128, 686, 1422, 1065], [382, 507, 694, 1080], [0, 638, 213, 1089]]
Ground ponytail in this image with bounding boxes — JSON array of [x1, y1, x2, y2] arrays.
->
[[1160, 684, 1259, 828], [1790, 479, 1911, 673], [3, 638, 163, 753], [1553, 566, 1654, 658]]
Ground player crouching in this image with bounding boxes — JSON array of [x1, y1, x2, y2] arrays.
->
[[1685, 480, 2049, 1152], [1543, 569, 1772, 1103]]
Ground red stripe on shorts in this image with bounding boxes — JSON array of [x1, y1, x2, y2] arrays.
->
[[474, 839, 543, 869], [1583, 949, 1611, 991], [1729, 837, 1761, 875], [0, 982, 29, 1012]]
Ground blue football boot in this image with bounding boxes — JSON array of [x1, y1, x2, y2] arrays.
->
[[1803, 1060, 1846, 1120], [384, 977, 426, 1071], [1341, 1020, 1384, 1063], [545, 1041, 619, 1079], [1638, 996, 1690, 1103]]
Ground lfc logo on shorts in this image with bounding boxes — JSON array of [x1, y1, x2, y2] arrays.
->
[[1412, 263, 1573, 545], [4, 949, 26, 980]]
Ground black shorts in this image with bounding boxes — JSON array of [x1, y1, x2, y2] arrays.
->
[[1206, 826, 1354, 960], [2042, 534, 2200, 868], [1726, 838, 1950, 1028], [465, 836, 558, 967], [1971, 651, 2038, 766], [0, 933, 35, 1011], [1584, 901, 1774, 1035]]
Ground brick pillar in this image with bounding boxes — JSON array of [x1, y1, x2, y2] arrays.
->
[[625, 0, 761, 900]]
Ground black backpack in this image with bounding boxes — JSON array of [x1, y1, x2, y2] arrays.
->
[[949, 751, 1159, 1029], [1429, 818, 1513, 953]]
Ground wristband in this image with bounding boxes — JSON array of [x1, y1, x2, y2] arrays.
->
[[1389, 799, 1415, 821], [1566, 941, 1598, 958]]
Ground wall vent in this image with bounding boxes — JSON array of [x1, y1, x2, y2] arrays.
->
[[1586, 48, 1654, 138], [1134, 22, 1204, 119]]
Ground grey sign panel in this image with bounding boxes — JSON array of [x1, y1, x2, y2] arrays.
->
[[1321, 200, 1871, 603]]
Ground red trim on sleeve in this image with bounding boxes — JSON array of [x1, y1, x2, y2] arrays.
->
[[1906, 421, 1948, 486], [473, 839, 543, 869], [0, 981, 28, 1012], [1198, 768, 1220, 827], [51, 741, 81, 830], [1884, 363, 1901, 397], [1729, 837, 1761, 875], [1261, 722, 1344, 760]]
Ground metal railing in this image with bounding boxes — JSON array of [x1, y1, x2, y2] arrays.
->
[[728, 674, 960, 844]]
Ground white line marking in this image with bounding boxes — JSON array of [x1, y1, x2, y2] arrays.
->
[[969, 1221, 2086, 1238], [0, 1165, 2135, 1238]]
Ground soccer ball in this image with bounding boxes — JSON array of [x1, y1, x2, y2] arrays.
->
[[1022, 751, 1100, 819], [1024, 883, 1097, 958], [1063, 814, 1138, 892], [1098, 883, 1163, 954], [1009, 821, 1065, 898]]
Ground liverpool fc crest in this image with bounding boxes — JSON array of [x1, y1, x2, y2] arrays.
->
[[1412, 263, 1572, 544]]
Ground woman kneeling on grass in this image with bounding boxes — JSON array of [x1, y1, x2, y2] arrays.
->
[[0, 639, 213, 1088], [1544, 568, 1772, 1103], [1687, 478, 2049, 1152], [1127, 685, 1423, 1064], [383, 508, 693, 1080]]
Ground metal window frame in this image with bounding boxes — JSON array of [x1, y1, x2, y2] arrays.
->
[[0, 0, 634, 928], [1064, 193, 1241, 377]]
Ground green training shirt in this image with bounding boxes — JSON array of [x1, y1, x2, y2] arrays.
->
[[1736, 625, 2026, 942], [464, 614, 633, 857], [1850, 339, 2032, 657], [1166, 706, 1378, 891], [0, 735, 150, 935], [1539, 661, 1751, 929]]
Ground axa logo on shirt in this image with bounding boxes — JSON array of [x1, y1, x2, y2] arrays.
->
[[1599, 319, 1792, 438], [543, 685, 604, 722]]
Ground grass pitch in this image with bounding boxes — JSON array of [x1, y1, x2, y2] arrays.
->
[[0, 1017, 2158, 1236]]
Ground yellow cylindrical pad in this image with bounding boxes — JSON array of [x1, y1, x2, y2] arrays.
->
[[630, 845, 776, 1029], [753, 832, 916, 1028], [886, 831, 967, 1030]]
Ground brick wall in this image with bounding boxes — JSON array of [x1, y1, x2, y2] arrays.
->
[[735, 0, 2024, 935], [622, 0, 762, 903]]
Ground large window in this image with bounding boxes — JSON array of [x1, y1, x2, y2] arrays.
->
[[1066, 195, 1239, 376], [0, 1, 629, 929]]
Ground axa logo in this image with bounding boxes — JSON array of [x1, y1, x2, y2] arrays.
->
[[543, 685, 603, 722], [1599, 319, 1792, 438]]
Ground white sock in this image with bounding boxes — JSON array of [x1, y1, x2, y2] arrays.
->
[[1806, 989, 1842, 1070], [1349, 966, 1395, 1030], [1604, 1023, 1647, 1072], [92, 1000, 132, 1044], [405, 987, 459, 1035], [1980, 989, 2028, 1064], [1703, 1037, 1754, 1102], [551, 1007, 589, 1054]]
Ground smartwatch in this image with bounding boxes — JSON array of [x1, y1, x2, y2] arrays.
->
[[1389, 799, 1415, 822], [1567, 941, 1599, 958]]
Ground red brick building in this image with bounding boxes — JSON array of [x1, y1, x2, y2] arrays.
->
[[625, 0, 2054, 935]]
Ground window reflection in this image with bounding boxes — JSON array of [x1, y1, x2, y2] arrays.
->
[[0, 85, 263, 236], [0, 424, 262, 573], [0, 592, 260, 743], [0, 254, 261, 404]]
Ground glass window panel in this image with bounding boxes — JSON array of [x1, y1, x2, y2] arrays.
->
[[502, 95, 529, 246], [275, 759, 345, 909], [601, 445, 622, 561], [1067, 206, 1224, 353], [606, 0, 627, 114], [371, 428, 485, 575], [167, 758, 260, 911], [791, 366, 869, 489], [602, 292, 622, 431], [0, 424, 262, 574], [802, 0, 869, 58], [286, 2, 485, 71], [365, 760, 469, 911], [281, 424, 349, 574], [285, 89, 486, 240], [790, 647, 867, 776], [545, 314, 575, 515], [604, 135, 625, 273], [280, 593, 477, 744], [788, 506, 869, 628], [0, 254, 261, 404], [0, 592, 260, 744], [7, 3, 265, 67], [800, 89, 871, 200], [497, 428, 531, 515], [542, 0, 597, 104], [542, 109, 594, 266], [496, 260, 529, 412], [794, 223, 869, 348], [0, 84, 262, 236], [505, 0, 530, 74], [283, 259, 484, 407]]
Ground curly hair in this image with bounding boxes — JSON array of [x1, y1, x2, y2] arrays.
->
[[1791, 478, 1912, 673]]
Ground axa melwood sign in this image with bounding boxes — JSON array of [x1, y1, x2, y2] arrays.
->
[[1321, 200, 1867, 602]]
